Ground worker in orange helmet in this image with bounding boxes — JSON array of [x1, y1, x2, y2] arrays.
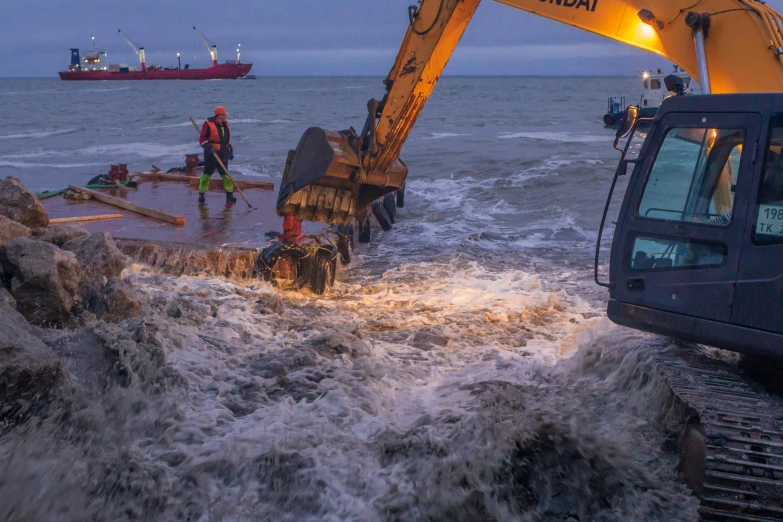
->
[[198, 105, 235, 204]]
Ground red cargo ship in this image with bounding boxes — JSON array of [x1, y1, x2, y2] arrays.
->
[[59, 28, 253, 81]]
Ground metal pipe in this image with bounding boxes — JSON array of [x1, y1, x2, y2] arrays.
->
[[693, 28, 711, 94]]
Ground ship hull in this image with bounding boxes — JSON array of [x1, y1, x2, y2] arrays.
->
[[59, 63, 252, 80]]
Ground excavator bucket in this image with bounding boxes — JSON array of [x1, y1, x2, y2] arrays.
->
[[276, 127, 408, 225]]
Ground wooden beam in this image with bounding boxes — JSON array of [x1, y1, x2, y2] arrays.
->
[[129, 172, 273, 190], [48, 214, 124, 225], [68, 185, 185, 226], [129, 172, 196, 183]]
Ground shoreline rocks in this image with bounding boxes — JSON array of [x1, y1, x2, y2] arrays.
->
[[93, 276, 142, 323], [3, 238, 86, 327], [0, 215, 32, 246], [63, 231, 128, 283], [0, 176, 49, 228], [0, 299, 66, 427], [32, 222, 89, 247]]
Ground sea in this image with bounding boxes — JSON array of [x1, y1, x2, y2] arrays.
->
[[0, 77, 700, 521]]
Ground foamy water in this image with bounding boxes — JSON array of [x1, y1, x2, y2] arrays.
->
[[0, 76, 695, 520], [1, 263, 698, 521]]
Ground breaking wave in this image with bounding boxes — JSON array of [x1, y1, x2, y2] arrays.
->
[[421, 132, 471, 140], [0, 160, 104, 169], [498, 131, 613, 143], [0, 128, 77, 140]]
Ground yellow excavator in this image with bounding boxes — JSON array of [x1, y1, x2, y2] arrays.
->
[[272, 2, 783, 518]]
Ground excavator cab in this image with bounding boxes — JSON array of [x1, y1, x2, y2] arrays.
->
[[604, 94, 783, 358]]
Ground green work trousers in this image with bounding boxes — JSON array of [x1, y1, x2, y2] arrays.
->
[[199, 151, 233, 193]]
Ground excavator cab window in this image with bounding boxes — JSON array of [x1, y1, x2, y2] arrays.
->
[[638, 127, 744, 225], [753, 113, 783, 243], [631, 125, 746, 271]]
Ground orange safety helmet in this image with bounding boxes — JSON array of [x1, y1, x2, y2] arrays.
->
[[214, 105, 227, 116]]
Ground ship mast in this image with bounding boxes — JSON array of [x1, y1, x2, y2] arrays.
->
[[193, 26, 218, 67], [118, 30, 146, 71]]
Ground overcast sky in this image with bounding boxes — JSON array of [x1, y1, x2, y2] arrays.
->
[[4, 0, 783, 77]]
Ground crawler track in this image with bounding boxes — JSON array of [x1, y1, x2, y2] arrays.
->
[[656, 348, 783, 521]]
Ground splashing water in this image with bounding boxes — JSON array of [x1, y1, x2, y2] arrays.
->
[[1, 259, 697, 521]]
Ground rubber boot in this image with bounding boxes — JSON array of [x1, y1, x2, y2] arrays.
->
[[226, 192, 237, 204], [198, 192, 206, 203]]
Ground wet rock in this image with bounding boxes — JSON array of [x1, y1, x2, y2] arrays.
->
[[412, 330, 450, 350], [95, 320, 184, 391], [308, 330, 371, 359], [45, 329, 120, 394], [32, 222, 89, 247], [0, 176, 49, 228], [247, 450, 322, 509], [0, 215, 32, 246], [0, 299, 66, 427], [248, 347, 318, 378], [0, 287, 16, 310], [4, 237, 85, 327], [63, 231, 128, 282], [93, 276, 142, 323]]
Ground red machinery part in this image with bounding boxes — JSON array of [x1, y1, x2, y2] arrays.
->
[[281, 213, 304, 243]]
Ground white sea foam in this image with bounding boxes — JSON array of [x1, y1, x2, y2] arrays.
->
[[143, 122, 193, 129], [0, 262, 697, 520], [2, 142, 198, 160], [144, 119, 294, 130], [77, 142, 198, 158], [499, 131, 613, 143], [421, 132, 471, 140], [231, 118, 295, 124], [0, 128, 77, 140], [0, 160, 104, 169]]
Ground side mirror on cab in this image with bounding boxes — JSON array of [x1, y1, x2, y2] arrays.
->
[[615, 106, 639, 142]]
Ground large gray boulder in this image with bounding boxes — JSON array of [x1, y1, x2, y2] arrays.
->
[[93, 276, 142, 323], [0, 215, 32, 246], [0, 176, 49, 228], [4, 238, 85, 327], [0, 299, 66, 426], [62, 232, 128, 282], [32, 222, 89, 247]]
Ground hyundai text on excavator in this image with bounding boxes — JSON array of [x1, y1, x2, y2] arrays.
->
[[273, 1, 783, 518]]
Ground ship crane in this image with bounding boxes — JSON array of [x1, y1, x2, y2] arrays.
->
[[193, 26, 218, 67], [118, 29, 146, 72]]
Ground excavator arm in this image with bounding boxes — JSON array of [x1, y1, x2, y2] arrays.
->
[[277, 0, 783, 225]]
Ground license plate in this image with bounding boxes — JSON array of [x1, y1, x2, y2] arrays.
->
[[756, 204, 783, 237]]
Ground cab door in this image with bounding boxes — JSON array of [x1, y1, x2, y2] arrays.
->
[[610, 112, 761, 323], [732, 113, 783, 335]]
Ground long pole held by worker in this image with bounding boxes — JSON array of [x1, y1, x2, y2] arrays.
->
[[189, 116, 255, 209]]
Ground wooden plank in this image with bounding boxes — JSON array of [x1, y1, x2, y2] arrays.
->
[[130, 171, 273, 191], [130, 172, 196, 183], [187, 177, 274, 191], [48, 214, 124, 225], [68, 185, 185, 226]]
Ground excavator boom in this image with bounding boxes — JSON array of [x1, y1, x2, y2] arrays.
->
[[278, 0, 783, 225], [273, 4, 783, 516]]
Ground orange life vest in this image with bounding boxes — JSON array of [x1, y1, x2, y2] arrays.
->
[[205, 119, 230, 151]]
